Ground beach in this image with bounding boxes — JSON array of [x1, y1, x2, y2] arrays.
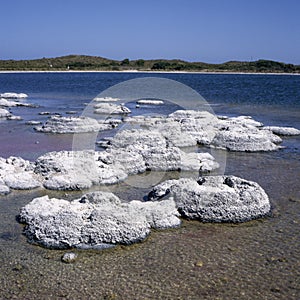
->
[[1, 70, 300, 76]]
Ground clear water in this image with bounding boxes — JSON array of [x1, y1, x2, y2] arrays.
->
[[0, 72, 299, 299], [0, 72, 299, 159]]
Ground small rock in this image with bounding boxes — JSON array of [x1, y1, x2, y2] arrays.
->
[[61, 252, 78, 263], [195, 261, 204, 267], [93, 96, 119, 102], [12, 263, 26, 272], [26, 120, 42, 125], [66, 111, 78, 114], [289, 197, 300, 203], [39, 111, 51, 115], [7, 115, 22, 121], [270, 287, 281, 293]]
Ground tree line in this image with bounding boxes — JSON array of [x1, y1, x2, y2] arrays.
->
[[0, 55, 299, 73]]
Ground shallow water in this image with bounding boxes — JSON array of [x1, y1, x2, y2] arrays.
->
[[0, 72, 299, 299], [0, 150, 299, 299]]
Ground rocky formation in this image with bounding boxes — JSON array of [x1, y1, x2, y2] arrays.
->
[[93, 96, 120, 102], [0, 98, 35, 107], [94, 103, 131, 115], [38, 111, 51, 115], [0, 178, 10, 195], [148, 175, 271, 222], [1, 108, 297, 194], [212, 122, 281, 151], [7, 115, 22, 121], [18, 191, 181, 249], [65, 111, 78, 115], [18, 175, 271, 249], [209, 115, 281, 151], [123, 111, 284, 152], [0, 151, 126, 194], [35, 151, 127, 190], [0, 142, 218, 193], [0, 108, 11, 118], [107, 128, 219, 172], [0, 92, 28, 99], [136, 99, 164, 105], [97, 149, 146, 175], [0, 108, 24, 121], [0, 157, 42, 193], [26, 120, 42, 125], [264, 126, 300, 136], [34, 116, 107, 133]]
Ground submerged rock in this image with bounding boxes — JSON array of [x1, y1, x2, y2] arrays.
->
[[180, 152, 219, 172], [35, 151, 128, 190], [212, 120, 280, 152], [109, 128, 218, 173], [223, 115, 263, 128], [110, 129, 167, 149], [0, 108, 10, 118], [169, 110, 219, 145], [26, 120, 42, 125], [123, 111, 287, 152], [152, 121, 198, 147], [97, 149, 146, 175], [93, 96, 120, 102], [34, 116, 103, 133], [0, 92, 28, 99], [0, 157, 41, 193], [5, 144, 214, 193], [0, 98, 16, 107], [94, 103, 131, 115], [264, 126, 300, 136], [19, 191, 180, 249], [0, 179, 10, 195], [0, 98, 35, 107], [65, 111, 78, 115], [4, 172, 41, 190], [148, 176, 271, 222], [7, 115, 22, 121], [136, 99, 164, 105]]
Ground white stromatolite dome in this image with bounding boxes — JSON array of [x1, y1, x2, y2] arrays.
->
[[148, 175, 271, 223], [18, 191, 181, 249]]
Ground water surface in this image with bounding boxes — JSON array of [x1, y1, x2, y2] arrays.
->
[[0, 72, 299, 299]]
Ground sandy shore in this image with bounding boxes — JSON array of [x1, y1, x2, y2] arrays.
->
[[0, 70, 300, 75]]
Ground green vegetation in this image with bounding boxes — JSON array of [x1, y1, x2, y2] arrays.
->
[[0, 55, 299, 73]]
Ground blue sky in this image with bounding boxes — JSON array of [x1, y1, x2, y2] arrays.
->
[[1, 0, 300, 64]]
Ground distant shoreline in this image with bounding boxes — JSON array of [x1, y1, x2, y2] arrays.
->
[[1, 55, 299, 74], [0, 70, 299, 76]]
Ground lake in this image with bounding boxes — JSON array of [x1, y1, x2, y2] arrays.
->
[[0, 72, 299, 299]]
